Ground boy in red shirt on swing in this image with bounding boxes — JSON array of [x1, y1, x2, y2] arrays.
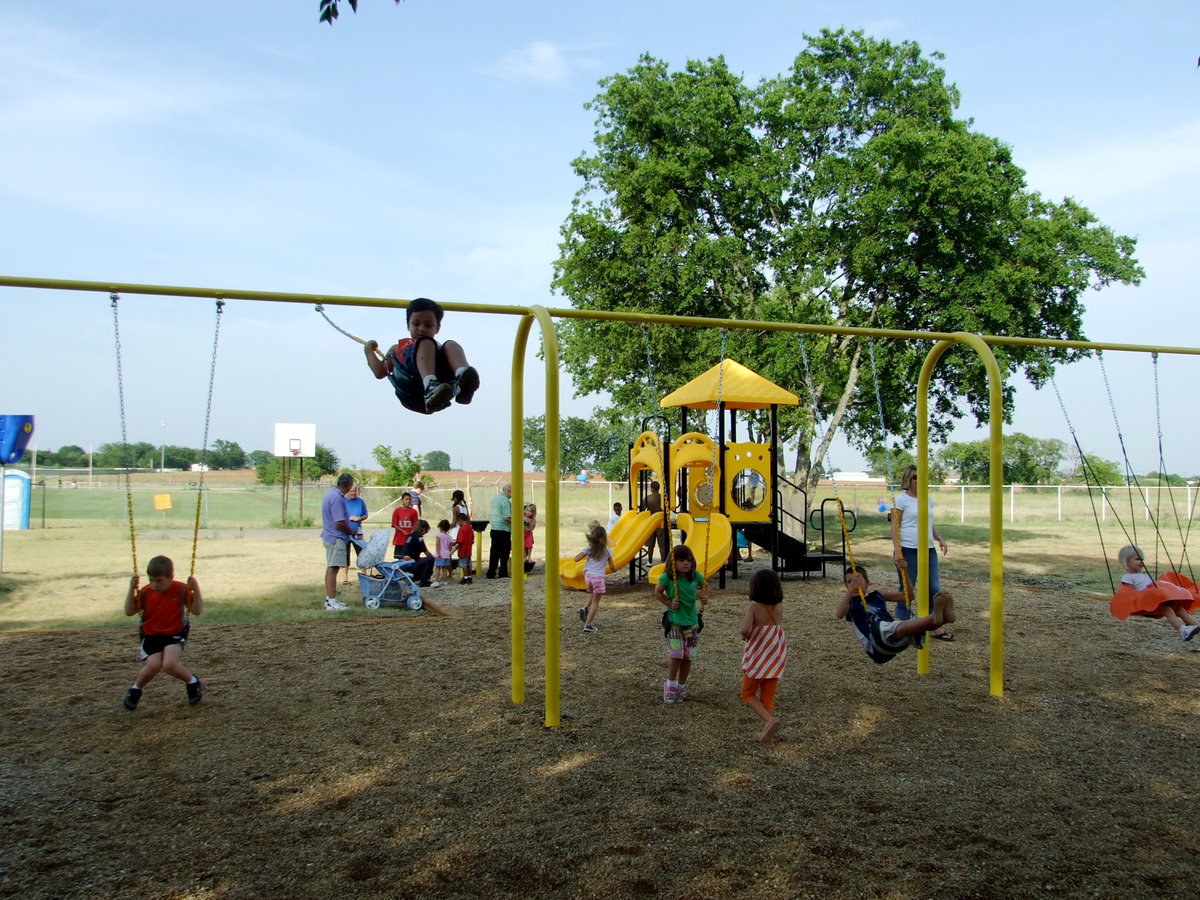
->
[[122, 555, 204, 710], [364, 297, 480, 414]]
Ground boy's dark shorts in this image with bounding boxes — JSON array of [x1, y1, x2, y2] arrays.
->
[[388, 337, 455, 414], [140, 630, 188, 660]]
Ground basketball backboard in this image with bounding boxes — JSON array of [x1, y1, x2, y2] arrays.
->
[[273, 423, 316, 458]]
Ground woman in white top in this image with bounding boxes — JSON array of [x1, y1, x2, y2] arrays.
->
[[891, 464, 950, 639]]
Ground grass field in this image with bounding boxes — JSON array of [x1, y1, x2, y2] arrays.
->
[[4, 472, 1195, 633], [0, 501, 1180, 633]]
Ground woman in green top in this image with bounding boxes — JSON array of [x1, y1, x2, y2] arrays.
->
[[655, 545, 704, 705]]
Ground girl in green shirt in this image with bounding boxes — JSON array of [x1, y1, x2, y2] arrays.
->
[[655, 545, 705, 704]]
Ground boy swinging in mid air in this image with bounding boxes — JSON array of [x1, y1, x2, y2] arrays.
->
[[364, 297, 480, 414], [836, 565, 955, 664]]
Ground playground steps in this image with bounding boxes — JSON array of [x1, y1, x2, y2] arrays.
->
[[740, 523, 843, 577]]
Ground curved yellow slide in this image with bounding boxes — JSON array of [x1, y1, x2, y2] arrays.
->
[[559, 510, 664, 590], [647, 512, 733, 585]]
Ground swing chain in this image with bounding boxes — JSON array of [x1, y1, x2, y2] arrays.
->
[[1152, 352, 1163, 448], [698, 330, 728, 604], [798, 336, 872, 607], [316, 303, 381, 355], [111, 293, 138, 577], [643, 324, 656, 402], [867, 342, 895, 492], [191, 300, 224, 580]]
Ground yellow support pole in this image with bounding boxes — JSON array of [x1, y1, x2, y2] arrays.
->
[[916, 334, 1005, 696], [509, 317, 530, 705], [506, 309, 562, 725], [530, 307, 562, 727]]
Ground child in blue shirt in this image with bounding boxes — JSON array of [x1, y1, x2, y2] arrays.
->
[[836, 565, 955, 664]]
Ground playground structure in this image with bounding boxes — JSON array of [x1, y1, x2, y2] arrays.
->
[[560, 358, 845, 591], [3, 274, 1200, 728]]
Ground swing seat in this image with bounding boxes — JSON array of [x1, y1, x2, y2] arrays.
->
[[1110, 575, 1200, 620]]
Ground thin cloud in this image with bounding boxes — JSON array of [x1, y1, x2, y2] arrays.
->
[[487, 41, 572, 85]]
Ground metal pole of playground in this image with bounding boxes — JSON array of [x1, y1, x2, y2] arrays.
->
[[917, 334, 1006, 697]]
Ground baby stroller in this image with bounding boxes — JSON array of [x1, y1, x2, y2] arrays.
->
[[353, 531, 424, 611]]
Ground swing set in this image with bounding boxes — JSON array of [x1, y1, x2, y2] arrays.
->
[[4, 273, 1200, 724], [110, 292, 224, 614]]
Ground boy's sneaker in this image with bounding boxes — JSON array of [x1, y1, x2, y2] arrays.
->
[[123, 686, 143, 711], [423, 380, 454, 413], [454, 366, 480, 405], [460, 576, 472, 585], [663, 683, 678, 704], [186, 679, 204, 706], [1182, 624, 1199, 641], [324, 598, 347, 611], [578, 606, 587, 623], [582, 624, 599, 633]]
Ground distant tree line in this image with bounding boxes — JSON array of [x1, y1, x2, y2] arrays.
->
[[519, 419, 1196, 488], [31, 440, 251, 471], [863, 434, 1196, 486], [20, 442, 457, 486]]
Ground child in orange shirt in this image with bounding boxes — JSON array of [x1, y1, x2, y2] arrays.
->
[[122, 555, 204, 710]]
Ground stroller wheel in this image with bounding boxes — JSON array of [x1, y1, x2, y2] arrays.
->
[[407, 595, 423, 611], [364, 597, 381, 610]]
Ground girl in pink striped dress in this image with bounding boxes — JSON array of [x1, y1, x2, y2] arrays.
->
[[740, 570, 788, 747]]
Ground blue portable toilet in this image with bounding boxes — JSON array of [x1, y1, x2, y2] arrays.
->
[[0, 415, 34, 464], [3, 471, 30, 530]]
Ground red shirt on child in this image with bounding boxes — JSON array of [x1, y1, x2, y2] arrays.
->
[[392, 506, 419, 547], [135, 582, 190, 635]]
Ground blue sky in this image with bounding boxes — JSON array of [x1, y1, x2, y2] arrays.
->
[[2, 1, 1198, 474]]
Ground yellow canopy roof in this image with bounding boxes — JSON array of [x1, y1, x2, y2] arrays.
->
[[659, 359, 799, 410]]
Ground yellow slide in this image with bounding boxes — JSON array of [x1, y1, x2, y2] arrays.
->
[[559, 510, 665, 590], [647, 512, 733, 585]]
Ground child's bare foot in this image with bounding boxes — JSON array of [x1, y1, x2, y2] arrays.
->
[[756, 718, 780, 748], [934, 591, 956, 626]]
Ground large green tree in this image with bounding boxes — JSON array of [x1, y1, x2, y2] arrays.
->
[[208, 439, 247, 470], [522, 413, 637, 481], [52, 445, 88, 468], [423, 450, 452, 471], [553, 30, 1143, 497], [1069, 452, 1123, 486], [370, 445, 422, 487], [936, 433, 1067, 484]]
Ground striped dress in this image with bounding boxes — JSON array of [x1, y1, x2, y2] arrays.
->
[[741, 605, 788, 679]]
